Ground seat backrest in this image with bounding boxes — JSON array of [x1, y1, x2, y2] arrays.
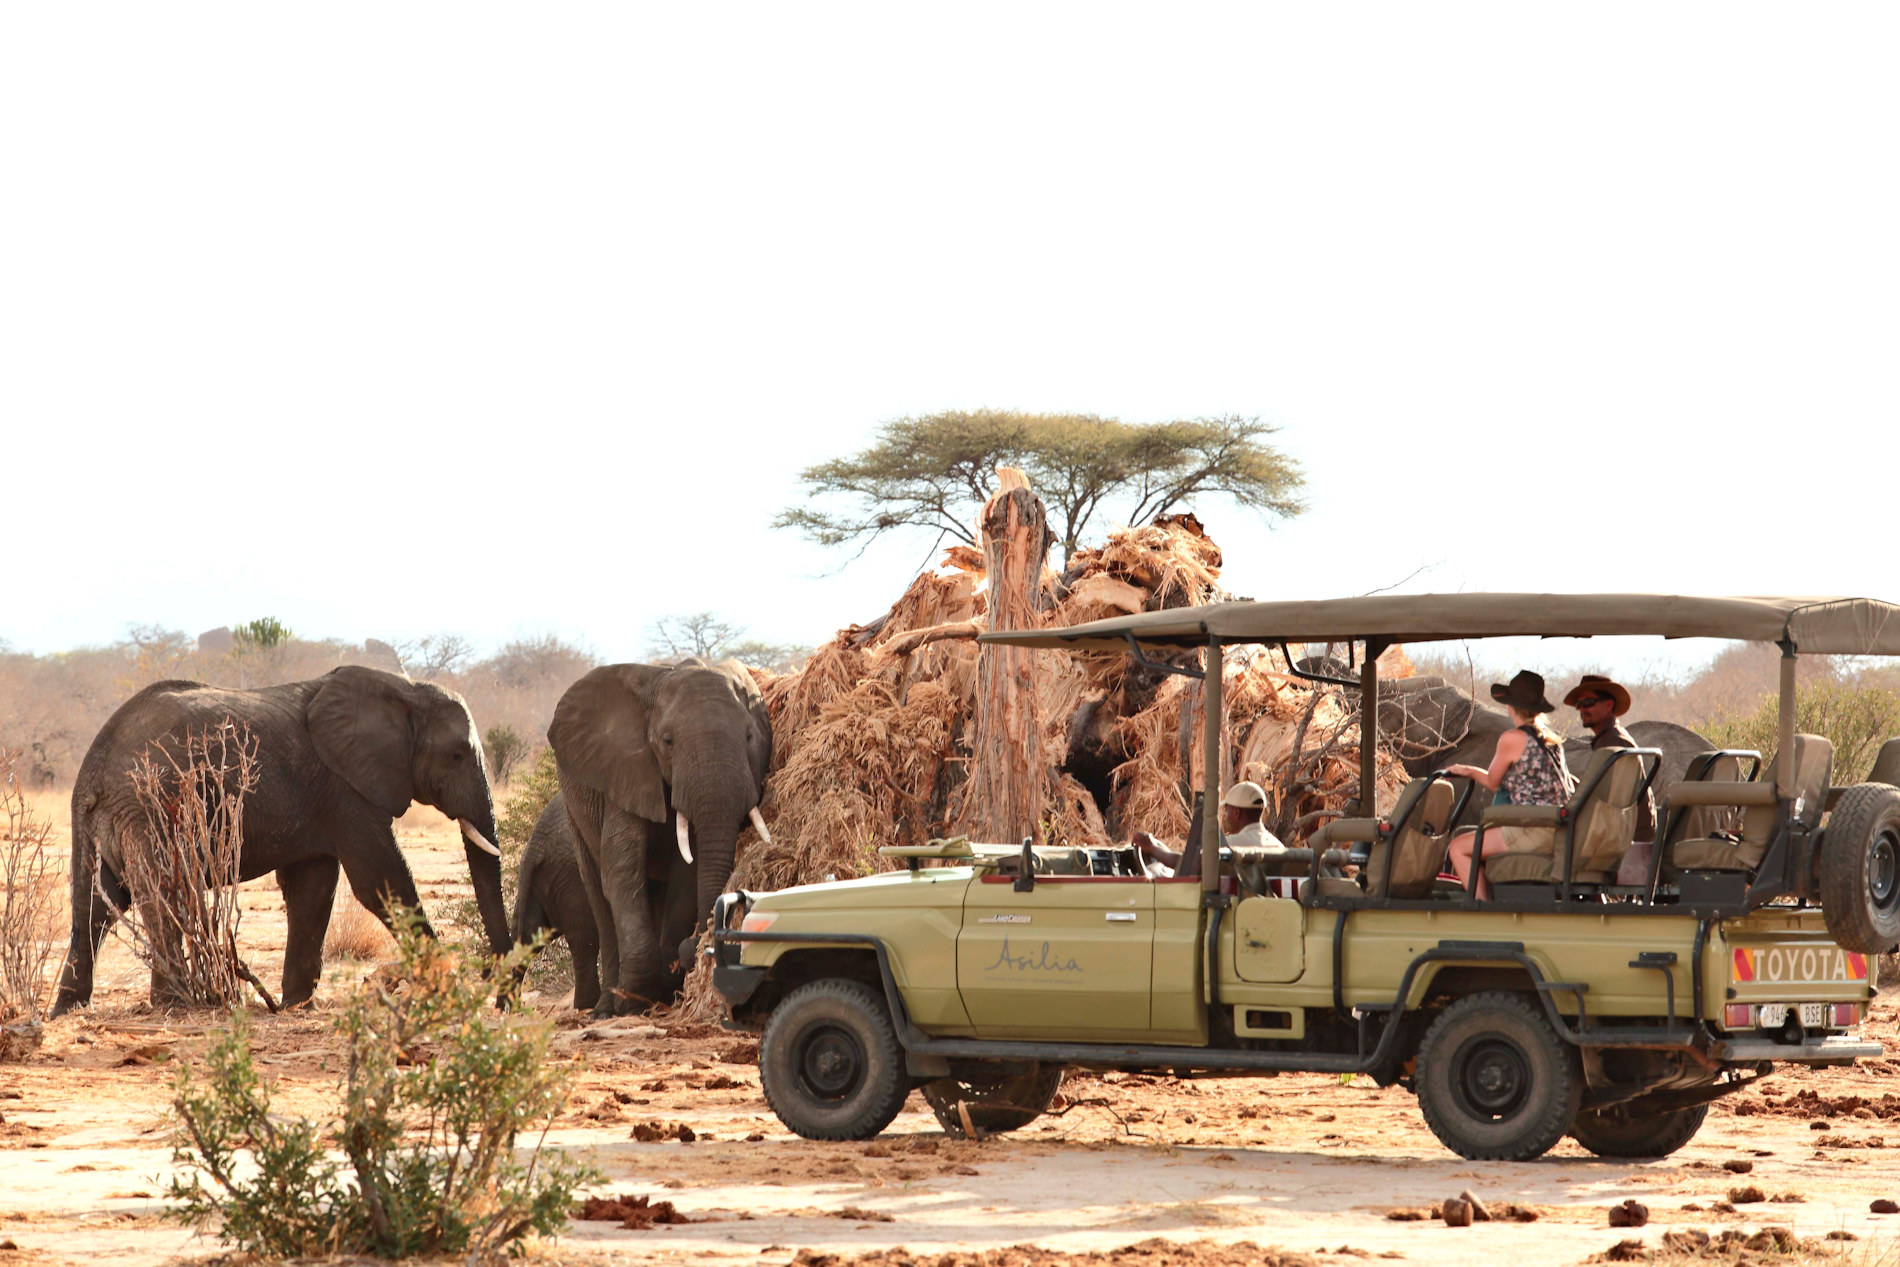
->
[[1789, 733, 1832, 829], [1669, 750, 1755, 847], [1376, 777, 1456, 899], [1867, 737, 1900, 789], [1567, 749, 1648, 877]]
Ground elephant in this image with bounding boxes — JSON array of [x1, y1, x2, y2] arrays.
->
[[510, 792, 600, 1011], [51, 666, 511, 1016], [1376, 676, 1713, 824], [548, 658, 772, 1016]]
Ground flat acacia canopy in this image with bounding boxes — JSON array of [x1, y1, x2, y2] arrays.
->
[[979, 594, 1900, 657]]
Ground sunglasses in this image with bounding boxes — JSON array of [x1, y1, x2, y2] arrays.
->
[[1574, 695, 1613, 708]]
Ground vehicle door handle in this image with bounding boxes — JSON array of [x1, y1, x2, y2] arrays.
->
[[1105, 912, 1138, 922]]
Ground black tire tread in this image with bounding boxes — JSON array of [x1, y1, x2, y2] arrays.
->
[[1571, 1102, 1708, 1158], [759, 978, 911, 1142], [1819, 783, 1900, 955], [923, 1064, 1064, 1135], [1415, 990, 1582, 1162]]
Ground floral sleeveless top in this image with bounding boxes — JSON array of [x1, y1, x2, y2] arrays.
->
[[1499, 725, 1575, 806]]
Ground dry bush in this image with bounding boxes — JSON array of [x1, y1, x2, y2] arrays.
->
[[106, 721, 273, 1010], [323, 893, 394, 964], [1, 745, 62, 1038]]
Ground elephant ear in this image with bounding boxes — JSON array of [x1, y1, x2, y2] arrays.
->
[[307, 666, 419, 817], [548, 664, 669, 823], [716, 659, 774, 790]]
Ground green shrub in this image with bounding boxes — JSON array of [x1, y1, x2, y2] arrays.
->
[[230, 617, 293, 653], [166, 914, 595, 1260], [486, 726, 529, 785], [1703, 681, 1900, 786]]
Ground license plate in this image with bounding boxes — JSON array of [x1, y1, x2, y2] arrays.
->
[[1758, 1002, 1829, 1028], [1733, 947, 1868, 985]]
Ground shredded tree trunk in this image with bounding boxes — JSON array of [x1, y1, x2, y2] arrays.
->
[[960, 469, 1050, 844]]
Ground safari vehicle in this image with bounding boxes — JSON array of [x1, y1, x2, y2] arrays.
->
[[712, 595, 1896, 1161]]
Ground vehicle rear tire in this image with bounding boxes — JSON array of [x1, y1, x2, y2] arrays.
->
[[922, 1063, 1065, 1135], [1570, 1102, 1708, 1158], [1819, 784, 1900, 954], [1415, 991, 1582, 1161], [759, 978, 911, 1141]]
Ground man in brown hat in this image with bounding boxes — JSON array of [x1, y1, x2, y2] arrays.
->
[[1565, 674, 1655, 843]]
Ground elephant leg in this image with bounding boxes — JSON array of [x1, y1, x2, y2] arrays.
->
[[142, 893, 193, 1009], [336, 821, 432, 939], [52, 854, 129, 1017], [568, 920, 601, 1011], [657, 846, 700, 992], [598, 808, 666, 1015], [278, 856, 341, 1009], [569, 821, 618, 1014]]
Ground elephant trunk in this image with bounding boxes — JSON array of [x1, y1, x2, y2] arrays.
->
[[459, 804, 511, 955], [676, 764, 753, 945]]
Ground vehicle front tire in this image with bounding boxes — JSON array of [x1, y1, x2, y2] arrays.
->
[[922, 1063, 1065, 1135], [1819, 784, 1900, 954], [1415, 991, 1582, 1161], [1570, 1102, 1708, 1158], [759, 978, 911, 1141]]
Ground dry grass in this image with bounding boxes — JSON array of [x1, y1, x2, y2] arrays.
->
[[323, 891, 394, 963]]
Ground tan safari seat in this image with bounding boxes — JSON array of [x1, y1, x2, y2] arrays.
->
[[1670, 734, 1831, 873], [1867, 737, 1900, 788], [1649, 749, 1760, 886], [1485, 749, 1656, 888], [1303, 774, 1462, 901], [1364, 776, 1459, 899]]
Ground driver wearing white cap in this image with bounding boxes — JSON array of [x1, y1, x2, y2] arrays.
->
[[1132, 780, 1284, 878]]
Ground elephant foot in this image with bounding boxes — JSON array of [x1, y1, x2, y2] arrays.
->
[[593, 983, 666, 1018]]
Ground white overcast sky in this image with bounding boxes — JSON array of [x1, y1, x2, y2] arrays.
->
[[3, 5, 1895, 679]]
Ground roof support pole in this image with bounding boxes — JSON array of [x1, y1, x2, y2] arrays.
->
[[1359, 640, 1389, 814], [1777, 640, 1797, 799], [1202, 634, 1224, 899]]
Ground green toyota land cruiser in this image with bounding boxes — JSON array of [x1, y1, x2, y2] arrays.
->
[[712, 595, 1894, 1161]]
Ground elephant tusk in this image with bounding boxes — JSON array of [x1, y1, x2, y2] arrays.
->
[[459, 819, 502, 858], [749, 805, 773, 846], [676, 812, 694, 865]]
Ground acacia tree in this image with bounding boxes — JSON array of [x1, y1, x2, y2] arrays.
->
[[774, 410, 1305, 563]]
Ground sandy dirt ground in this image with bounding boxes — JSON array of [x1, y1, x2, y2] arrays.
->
[[4, 795, 1900, 1266]]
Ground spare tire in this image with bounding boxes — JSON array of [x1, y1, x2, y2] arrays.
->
[[922, 1063, 1064, 1135], [1819, 783, 1900, 954]]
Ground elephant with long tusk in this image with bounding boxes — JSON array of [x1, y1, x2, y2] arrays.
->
[[547, 657, 774, 1017], [53, 667, 512, 1016]]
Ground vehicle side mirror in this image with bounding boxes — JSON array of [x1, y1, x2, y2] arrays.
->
[[1014, 837, 1036, 892]]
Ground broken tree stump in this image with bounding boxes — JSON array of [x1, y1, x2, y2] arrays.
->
[[962, 469, 1050, 844]]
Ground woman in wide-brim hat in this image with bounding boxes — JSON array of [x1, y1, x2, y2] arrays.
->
[[1444, 670, 1577, 899]]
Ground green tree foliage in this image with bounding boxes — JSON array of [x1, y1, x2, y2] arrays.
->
[[1703, 681, 1900, 785], [166, 913, 595, 1260], [230, 617, 293, 653], [775, 410, 1306, 563]]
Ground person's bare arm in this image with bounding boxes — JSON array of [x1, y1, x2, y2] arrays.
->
[[1446, 729, 1526, 791], [1132, 831, 1181, 867]]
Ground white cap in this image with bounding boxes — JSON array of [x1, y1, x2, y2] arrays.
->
[[1221, 781, 1268, 810]]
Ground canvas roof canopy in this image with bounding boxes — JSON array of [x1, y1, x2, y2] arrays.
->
[[979, 594, 1900, 657]]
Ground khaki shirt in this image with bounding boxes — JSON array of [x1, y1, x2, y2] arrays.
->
[[1591, 722, 1657, 842]]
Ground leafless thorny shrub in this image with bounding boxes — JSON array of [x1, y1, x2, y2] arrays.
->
[[0, 745, 62, 1030], [104, 721, 276, 1011]]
